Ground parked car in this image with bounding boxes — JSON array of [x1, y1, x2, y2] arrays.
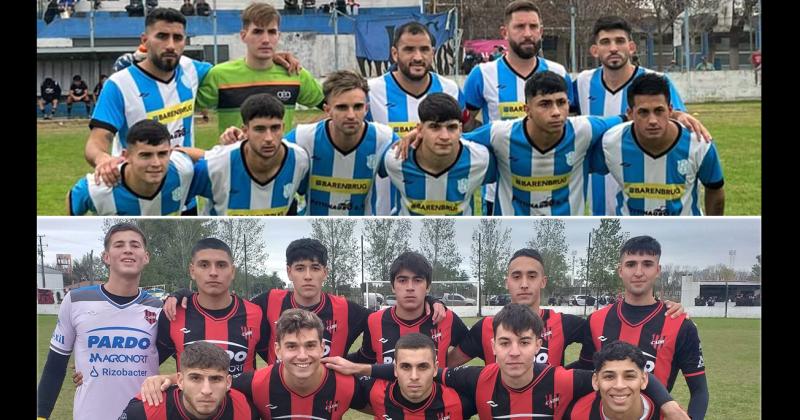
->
[[488, 294, 511, 306], [441, 292, 476, 306], [385, 295, 397, 306], [570, 294, 596, 306]]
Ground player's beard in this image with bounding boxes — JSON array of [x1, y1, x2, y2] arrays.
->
[[397, 60, 429, 82], [603, 53, 629, 70], [151, 53, 180, 73], [509, 38, 540, 60]]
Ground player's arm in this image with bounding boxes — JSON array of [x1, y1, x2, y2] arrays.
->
[[565, 317, 595, 370], [85, 127, 124, 186], [37, 350, 71, 419], [65, 177, 95, 216], [448, 318, 484, 367], [249, 291, 272, 362], [677, 321, 709, 419], [346, 315, 376, 363], [321, 356, 374, 377], [462, 66, 486, 132], [298, 68, 326, 111], [195, 68, 219, 111], [704, 185, 724, 215], [445, 313, 471, 366], [172, 146, 207, 162], [439, 365, 483, 397], [118, 397, 149, 420], [697, 143, 725, 216], [155, 310, 176, 364], [231, 372, 257, 401], [350, 376, 376, 414]]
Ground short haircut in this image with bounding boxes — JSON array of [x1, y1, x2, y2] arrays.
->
[[240, 93, 285, 125], [276, 308, 324, 344], [180, 341, 230, 372], [389, 251, 432, 285], [103, 223, 147, 250], [392, 21, 434, 47], [418, 93, 462, 124], [126, 119, 171, 147], [627, 73, 671, 108], [73, 75, 81, 81], [524, 71, 568, 101], [145, 7, 186, 29], [323, 70, 369, 101], [619, 235, 662, 260], [286, 238, 328, 267], [191, 237, 234, 261], [492, 303, 544, 338], [241, 2, 280, 29], [395, 332, 437, 363], [592, 340, 646, 372], [508, 248, 545, 269], [592, 15, 633, 43], [504, 0, 541, 24]]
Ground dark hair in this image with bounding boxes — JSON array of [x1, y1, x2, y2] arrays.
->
[[103, 222, 147, 250], [126, 119, 171, 147], [392, 21, 434, 48], [418, 93, 462, 124], [504, 0, 541, 24], [180, 341, 230, 372], [286, 238, 328, 267], [240, 93, 285, 125], [592, 16, 633, 43], [145, 7, 187, 29], [191, 237, 233, 261], [276, 308, 324, 344], [627, 73, 671, 108], [99, 74, 108, 80], [72, 75, 81, 81], [395, 332, 437, 363], [492, 303, 544, 338], [389, 251, 432, 285], [592, 340, 646, 372], [508, 248, 545, 269], [619, 235, 661, 260], [524, 71, 568, 101]]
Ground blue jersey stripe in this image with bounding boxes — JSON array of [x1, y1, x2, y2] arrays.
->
[[386, 75, 410, 122], [667, 129, 692, 215], [509, 121, 532, 215], [228, 149, 252, 209], [551, 124, 574, 215], [621, 126, 645, 214]]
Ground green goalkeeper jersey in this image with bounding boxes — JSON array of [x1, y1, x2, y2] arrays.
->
[[196, 58, 324, 134]]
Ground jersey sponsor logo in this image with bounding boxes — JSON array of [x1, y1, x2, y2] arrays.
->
[[187, 340, 249, 370], [89, 353, 150, 363], [52, 332, 65, 345], [382, 348, 395, 364], [388, 122, 418, 136], [146, 99, 194, 124], [276, 90, 292, 101], [89, 365, 149, 377], [310, 198, 363, 212], [512, 195, 566, 210], [226, 207, 289, 216], [311, 175, 372, 194], [181, 328, 191, 334], [628, 206, 678, 216], [544, 392, 561, 410], [457, 178, 469, 194], [407, 199, 462, 215], [512, 174, 570, 192], [598, 335, 608, 342], [535, 349, 549, 364], [323, 338, 332, 356], [624, 183, 685, 200], [144, 310, 157, 325], [498, 101, 526, 120], [486, 400, 499, 407], [641, 350, 656, 372], [87, 326, 152, 350]]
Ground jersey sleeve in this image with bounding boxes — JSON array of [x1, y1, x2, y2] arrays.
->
[[284, 128, 298, 143], [462, 122, 493, 149], [193, 59, 213, 84], [576, 315, 598, 366], [483, 150, 498, 184], [440, 365, 482, 397], [231, 371, 256, 401], [90, 79, 126, 133], [449, 313, 470, 350], [49, 293, 76, 355], [298, 68, 326, 108], [347, 300, 373, 355], [463, 66, 486, 110], [457, 86, 467, 110], [350, 375, 375, 410], [69, 177, 95, 216], [677, 320, 706, 378], [377, 142, 391, 178], [188, 159, 214, 200], [697, 144, 724, 188], [563, 72, 576, 107], [249, 292, 272, 361], [562, 314, 588, 347], [588, 133, 611, 175], [117, 397, 147, 420], [588, 115, 624, 147], [195, 66, 219, 110], [354, 315, 377, 363], [155, 310, 176, 364], [571, 368, 595, 399], [457, 318, 486, 359], [665, 74, 687, 112]]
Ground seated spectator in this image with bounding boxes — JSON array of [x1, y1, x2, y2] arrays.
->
[[303, 0, 316, 10], [284, 0, 301, 15], [346, 0, 359, 15], [195, 0, 211, 16], [335, 0, 346, 14], [66, 74, 91, 118], [146, 0, 159, 15], [665, 59, 679, 72], [92, 74, 108, 104], [180, 0, 195, 15], [695, 56, 714, 71], [43, 0, 60, 24], [39, 77, 61, 120], [125, 0, 144, 17]]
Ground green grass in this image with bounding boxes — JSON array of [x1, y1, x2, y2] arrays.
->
[[38, 315, 759, 420], [36, 102, 760, 215]]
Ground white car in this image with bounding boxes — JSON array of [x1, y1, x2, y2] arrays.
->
[[385, 295, 397, 306], [570, 294, 595, 306]]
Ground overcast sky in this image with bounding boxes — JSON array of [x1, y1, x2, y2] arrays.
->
[[37, 217, 760, 284]]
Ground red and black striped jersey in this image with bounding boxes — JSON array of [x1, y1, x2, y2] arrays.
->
[[578, 301, 705, 390], [233, 363, 369, 420], [119, 385, 257, 420], [457, 309, 585, 366], [157, 294, 267, 376], [357, 307, 469, 367], [563, 391, 661, 420], [252, 289, 371, 364], [364, 377, 476, 420]]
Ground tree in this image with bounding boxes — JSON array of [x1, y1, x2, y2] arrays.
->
[[362, 219, 412, 284], [751, 254, 760, 280], [585, 219, 629, 297], [470, 219, 512, 302], [311, 219, 359, 296], [418, 219, 462, 283], [250, 271, 285, 297], [212, 219, 268, 297], [526, 219, 570, 292], [70, 251, 108, 285]]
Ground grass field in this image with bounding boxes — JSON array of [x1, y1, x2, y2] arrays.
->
[[36, 102, 760, 215], [37, 315, 760, 420]]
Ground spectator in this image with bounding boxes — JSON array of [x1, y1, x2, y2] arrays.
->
[[346, 0, 359, 15], [38, 77, 61, 120], [195, 0, 210, 16], [665, 59, 679, 72], [145, 0, 159, 15], [491, 45, 505, 61], [335, 0, 346, 15], [750, 50, 761, 84], [463, 48, 479, 74], [179, 0, 195, 15], [92, 74, 108, 104], [66, 75, 91, 118], [43, 0, 60, 24], [695, 56, 714, 71], [125, 0, 144, 17]]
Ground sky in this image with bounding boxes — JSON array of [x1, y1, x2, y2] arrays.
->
[[37, 217, 761, 285]]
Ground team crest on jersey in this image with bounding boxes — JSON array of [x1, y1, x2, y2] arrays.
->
[[144, 310, 157, 325], [283, 184, 294, 199], [541, 326, 553, 340], [650, 334, 667, 350], [241, 325, 253, 340], [430, 327, 443, 342], [172, 186, 184, 202], [457, 178, 469, 194], [436, 412, 451, 420], [325, 319, 338, 334], [565, 151, 575, 167], [324, 400, 339, 413], [544, 393, 561, 409], [366, 154, 378, 170], [677, 159, 690, 176]]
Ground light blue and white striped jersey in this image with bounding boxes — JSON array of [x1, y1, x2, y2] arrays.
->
[[378, 139, 495, 216], [592, 121, 724, 216], [574, 66, 686, 215], [92, 57, 212, 156], [463, 56, 574, 124], [189, 140, 310, 216], [68, 152, 194, 216], [286, 120, 398, 215], [366, 72, 465, 136], [463, 115, 622, 215], [49, 285, 162, 420]]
